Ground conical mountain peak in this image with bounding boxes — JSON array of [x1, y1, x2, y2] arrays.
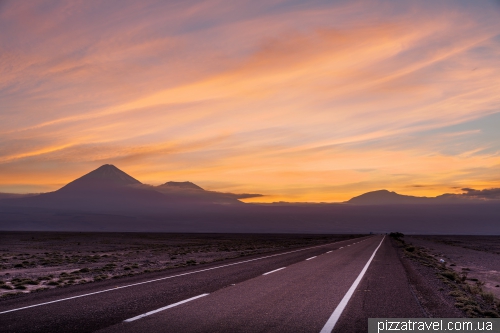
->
[[62, 164, 141, 190]]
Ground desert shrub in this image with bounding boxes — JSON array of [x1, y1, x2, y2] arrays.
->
[[482, 292, 495, 304], [186, 260, 197, 265], [103, 264, 116, 271], [455, 296, 478, 306], [93, 275, 108, 282], [47, 281, 59, 286], [464, 283, 483, 295], [441, 271, 459, 281], [461, 304, 482, 317], [14, 264, 24, 268], [405, 246, 415, 253], [14, 285, 26, 290], [483, 310, 499, 318], [37, 276, 51, 281], [0, 285, 13, 290], [123, 266, 131, 270], [79, 268, 90, 273], [389, 232, 404, 239], [23, 279, 39, 285], [449, 290, 465, 297]]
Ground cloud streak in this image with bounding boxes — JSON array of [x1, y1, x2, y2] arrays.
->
[[1, 0, 500, 201], [461, 187, 500, 200]]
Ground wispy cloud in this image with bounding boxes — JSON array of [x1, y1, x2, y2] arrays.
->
[[1, 0, 500, 201]]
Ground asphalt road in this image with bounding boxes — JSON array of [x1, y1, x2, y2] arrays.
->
[[0, 235, 424, 332]]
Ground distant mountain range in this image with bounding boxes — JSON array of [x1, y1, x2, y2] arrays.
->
[[1, 165, 500, 234], [345, 189, 495, 205], [0, 165, 497, 212], [0, 164, 262, 213], [0, 193, 38, 199]]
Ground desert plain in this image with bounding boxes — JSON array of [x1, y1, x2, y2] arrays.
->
[[0, 232, 359, 297]]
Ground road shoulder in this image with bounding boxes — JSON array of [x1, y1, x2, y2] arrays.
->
[[332, 237, 425, 332]]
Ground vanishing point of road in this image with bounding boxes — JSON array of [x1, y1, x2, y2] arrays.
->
[[0, 235, 424, 332]]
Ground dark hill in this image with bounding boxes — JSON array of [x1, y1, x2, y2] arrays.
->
[[158, 181, 203, 190], [154, 181, 242, 205], [0, 193, 39, 199], [346, 190, 431, 205]]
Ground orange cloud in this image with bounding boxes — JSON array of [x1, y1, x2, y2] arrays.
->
[[1, 0, 500, 201]]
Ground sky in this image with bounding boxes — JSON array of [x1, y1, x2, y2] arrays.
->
[[1, 0, 500, 202]]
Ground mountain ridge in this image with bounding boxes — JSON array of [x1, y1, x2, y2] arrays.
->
[[158, 181, 204, 190], [345, 189, 494, 205], [0, 164, 250, 211]]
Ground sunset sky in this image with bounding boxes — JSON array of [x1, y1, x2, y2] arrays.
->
[[1, 0, 500, 202]]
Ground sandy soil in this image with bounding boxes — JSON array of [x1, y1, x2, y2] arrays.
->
[[0, 232, 360, 297], [407, 236, 500, 299]]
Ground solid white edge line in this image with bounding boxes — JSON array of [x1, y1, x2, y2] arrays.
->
[[262, 267, 286, 275], [0, 237, 367, 315], [326, 251, 332, 253], [319, 236, 385, 333], [124, 293, 209, 322], [305, 256, 316, 261]]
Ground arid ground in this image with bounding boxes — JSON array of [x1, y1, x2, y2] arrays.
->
[[0, 232, 360, 297], [407, 236, 500, 298], [396, 235, 500, 317]]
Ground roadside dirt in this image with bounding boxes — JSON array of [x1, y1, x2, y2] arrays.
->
[[394, 235, 500, 318], [407, 236, 500, 300]]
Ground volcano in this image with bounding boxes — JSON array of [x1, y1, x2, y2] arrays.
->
[[60, 164, 141, 190], [5, 165, 164, 212], [1, 164, 243, 213]]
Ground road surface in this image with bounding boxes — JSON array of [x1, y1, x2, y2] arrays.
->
[[0, 235, 424, 332]]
